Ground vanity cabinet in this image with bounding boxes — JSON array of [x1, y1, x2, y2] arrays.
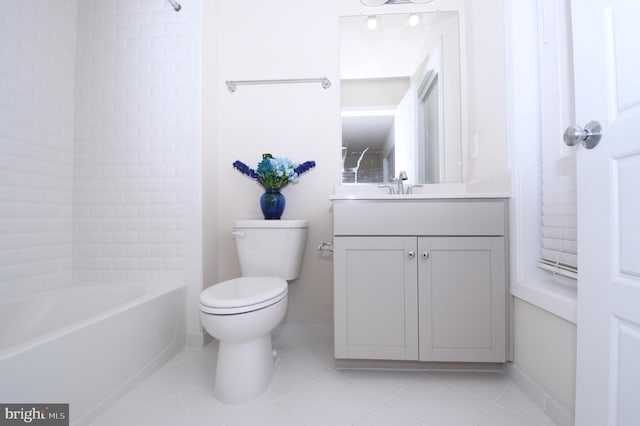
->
[[334, 236, 419, 360], [417, 236, 505, 362], [332, 198, 508, 363]]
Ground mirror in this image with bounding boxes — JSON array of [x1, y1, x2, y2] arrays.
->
[[340, 12, 463, 184]]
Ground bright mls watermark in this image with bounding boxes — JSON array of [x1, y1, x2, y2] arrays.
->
[[0, 404, 68, 425]]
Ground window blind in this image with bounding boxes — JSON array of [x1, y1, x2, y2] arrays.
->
[[536, 0, 577, 281], [538, 172, 577, 280]]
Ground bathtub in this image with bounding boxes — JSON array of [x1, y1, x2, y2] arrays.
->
[[0, 282, 186, 425]]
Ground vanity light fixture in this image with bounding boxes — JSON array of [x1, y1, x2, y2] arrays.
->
[[360, 0, 434, 6]]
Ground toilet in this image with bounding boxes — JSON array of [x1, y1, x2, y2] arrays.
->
[[199, 219, 309, 404]]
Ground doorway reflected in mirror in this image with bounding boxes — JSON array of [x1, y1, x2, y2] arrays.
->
[[340, 11, 463, 184]]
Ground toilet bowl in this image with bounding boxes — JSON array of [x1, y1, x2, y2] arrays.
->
[[200, 277, 287, 404], [199, 220, 308, 404]]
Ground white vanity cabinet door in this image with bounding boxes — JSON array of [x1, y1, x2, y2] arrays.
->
[[334, 236, 419, 360], [418, 237, 506, 362]]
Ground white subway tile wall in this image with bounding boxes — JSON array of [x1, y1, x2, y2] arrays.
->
[[73, 0, 201, 286], [0, 0, 77, 297], [1, 0, 202, 310]]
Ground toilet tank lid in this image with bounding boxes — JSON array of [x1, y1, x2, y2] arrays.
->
[[233, 219, 309, 229]]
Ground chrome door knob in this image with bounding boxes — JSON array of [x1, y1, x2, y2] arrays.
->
[[408, 251, 416, 259], [563, 121, 602, 149]]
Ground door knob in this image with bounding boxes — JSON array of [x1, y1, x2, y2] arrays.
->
[[408, 251, 416, 259], [563, 121, 602, 149]]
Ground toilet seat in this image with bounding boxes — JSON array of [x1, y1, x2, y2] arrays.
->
[[200, 277, 287, 315]]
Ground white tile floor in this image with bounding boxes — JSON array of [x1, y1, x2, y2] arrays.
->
[[91, 326, 555, 426]]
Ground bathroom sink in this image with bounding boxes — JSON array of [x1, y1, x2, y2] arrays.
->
[[329, 193, 507, 200], [330, 183, 510, 201]]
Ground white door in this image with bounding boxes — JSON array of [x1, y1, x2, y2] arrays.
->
[[572, 1, 640, 425]]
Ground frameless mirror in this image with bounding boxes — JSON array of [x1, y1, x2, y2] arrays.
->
[[340, 12, 463, 184]]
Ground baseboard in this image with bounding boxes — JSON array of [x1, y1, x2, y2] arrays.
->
[[187, 331, 212, 347], [272, 322, 334, 341], [335, 358, 504, 372], [504, 362, 575, 426]]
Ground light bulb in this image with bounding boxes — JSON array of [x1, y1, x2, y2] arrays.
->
[[409, 13, 420, 26]]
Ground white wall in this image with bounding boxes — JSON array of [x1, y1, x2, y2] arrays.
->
[[207, 0, 509, 324], [464, 0, 509, 190], [412, 12, 462, 183], [0, 0, 77, 297], [513, 299, 576, 413], [211, 0, 340, 324], [73, 0, 203, 338], [395, 86, 418, 182], [341, 78, 409, 108]]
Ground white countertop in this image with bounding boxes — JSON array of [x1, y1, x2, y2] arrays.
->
[[329, 193, 511, 201], [330, 183, 511, 201]]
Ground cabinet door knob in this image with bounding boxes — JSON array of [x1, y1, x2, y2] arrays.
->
[[422, 252, 430, 260], [408, 251, 416, 259]]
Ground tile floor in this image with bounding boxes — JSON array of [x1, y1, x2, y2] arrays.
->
[[91, 326, 555, 426]]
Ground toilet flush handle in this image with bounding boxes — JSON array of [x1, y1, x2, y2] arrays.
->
[[231, 231, 245, 238]]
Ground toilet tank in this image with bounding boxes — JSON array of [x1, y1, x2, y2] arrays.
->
[[233, 220, 309, 280]]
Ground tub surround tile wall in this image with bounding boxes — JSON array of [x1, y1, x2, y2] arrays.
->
[[0, 0, 77, 297], [72, 1, 199, 275], [1, 0, 204, 339], [73, 0, 202, 338]]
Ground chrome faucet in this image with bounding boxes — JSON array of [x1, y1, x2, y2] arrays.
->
[[406, 184, 423, 194], [396, 171, 408, 194], [378, 184, 395, 194], [378, 171, 410, 195]]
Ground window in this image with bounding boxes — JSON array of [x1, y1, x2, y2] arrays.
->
[[536, 0, 577, 281]]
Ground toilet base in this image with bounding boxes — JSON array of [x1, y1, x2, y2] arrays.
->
[[200, 294, 287, 405], [214, 334, 275, 404]]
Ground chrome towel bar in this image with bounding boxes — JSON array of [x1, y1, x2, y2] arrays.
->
[[226, 77, 332, 93]]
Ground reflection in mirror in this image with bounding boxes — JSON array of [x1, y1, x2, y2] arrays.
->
[[340, 12, 462, 184]]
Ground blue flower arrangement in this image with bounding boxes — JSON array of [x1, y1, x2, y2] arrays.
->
[[233, 153, 316, 190]]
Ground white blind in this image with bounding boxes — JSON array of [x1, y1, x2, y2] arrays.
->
[[536, 0, 577, 281], [538, 173, 577, 279]]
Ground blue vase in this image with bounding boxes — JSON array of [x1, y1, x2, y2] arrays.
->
[[260, 187, 285, 220]]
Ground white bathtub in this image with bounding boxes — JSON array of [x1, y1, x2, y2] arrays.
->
[[0, 282, 186, 425]]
